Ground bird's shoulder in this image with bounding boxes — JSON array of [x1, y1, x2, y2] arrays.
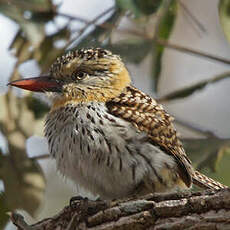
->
[[106, 85, 181, 153], [106, 85, 193, 187]]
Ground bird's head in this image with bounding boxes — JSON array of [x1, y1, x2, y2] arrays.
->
[[8, 48, 131, 110]]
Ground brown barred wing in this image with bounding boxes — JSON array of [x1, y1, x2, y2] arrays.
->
[[106, 85, 193, 188]]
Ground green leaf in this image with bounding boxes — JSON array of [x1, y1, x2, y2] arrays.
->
[[21, 21, 45, 47], [152, 0, 177, 92], [0, 0, 55, 46], [10, 26, 71, 72], [133, 0, 162, 15], [157, 71, 230, 102], [106, 39, 152, 64], [35, 26, 71, 72], [116, 0, 162, 17], [0, 0, 53, 14], [10, 30, 32, 63], [219, 0, 230, 43], [183, 138, 227, 170], [0, 192, 10, 230], [0, 4, 45, 46], [116, 0, 143, 18], [0, 153, 46, 217], [25, 96, 49, 119], [70, 8, 122, 50], [183, 138, 230, 187]]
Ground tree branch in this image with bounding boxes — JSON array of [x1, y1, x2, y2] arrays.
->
[[11, 189, 230, 230], [55, 11, 230, 66]]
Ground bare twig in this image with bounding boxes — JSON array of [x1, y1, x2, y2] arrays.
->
[[178, 0, 206, 35], [158, 72, 230, 139], [30, 154, 50, 160], [156, 39, 230, 65], [58, 6, 115, 26], [61, 6, 115, 49], [57, 12, 91, 24], [174, 118, 218, 138], [55, 10, 230, 66], [157, 71, 230, 103], [153, 0, 173, 40], [10, 213, 32, 230]]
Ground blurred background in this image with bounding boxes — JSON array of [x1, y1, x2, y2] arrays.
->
[[0, 0, 230, 229]]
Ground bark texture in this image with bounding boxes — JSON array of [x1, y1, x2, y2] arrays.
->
[[11, 188, 230, 230]]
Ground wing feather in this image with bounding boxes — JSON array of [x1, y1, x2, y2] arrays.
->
[[106, 85, 193, 187]]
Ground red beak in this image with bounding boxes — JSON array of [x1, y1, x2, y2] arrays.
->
[[7, 75, 62, 93]]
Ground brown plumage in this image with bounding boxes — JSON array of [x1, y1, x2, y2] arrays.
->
[[106, 85, 227, 190], [8, 47, 228, 199], [106, 85, 193, 188]]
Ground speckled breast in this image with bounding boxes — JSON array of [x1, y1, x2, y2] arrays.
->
[[44, 102, 180, 199]]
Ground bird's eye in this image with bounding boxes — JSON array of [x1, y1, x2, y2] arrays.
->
[[72, 71, 86, 81]]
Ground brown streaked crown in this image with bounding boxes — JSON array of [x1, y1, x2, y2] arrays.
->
[[50, 48, 121, 79]]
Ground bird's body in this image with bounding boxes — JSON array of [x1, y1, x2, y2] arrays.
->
[[9, 48, 227, 200], [45, 88, 187, 199]]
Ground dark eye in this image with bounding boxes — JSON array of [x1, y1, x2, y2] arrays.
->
[[72, 71, 86, 81]]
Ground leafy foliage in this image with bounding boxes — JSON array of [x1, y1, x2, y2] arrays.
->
[[184, 138, 230, 186], [0, 154, 45, 216], [133, 0, 162, 15], [219, 0, 230, 43], [26, 96, 49, 119], [0, 192, 10, 230], [152, 0, 177, 91], [0, 0, 55, 46], [106, 39, 152, 64], [116, 0, 162, 17], [70, 8, 121, 50]]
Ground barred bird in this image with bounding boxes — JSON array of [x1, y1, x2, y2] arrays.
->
[[8, 48, 227, 199]]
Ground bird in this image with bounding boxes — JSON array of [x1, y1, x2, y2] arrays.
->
[[8, 47, 227, 200]]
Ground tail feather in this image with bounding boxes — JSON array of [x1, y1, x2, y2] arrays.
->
[[192, 170, 228, 190]]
